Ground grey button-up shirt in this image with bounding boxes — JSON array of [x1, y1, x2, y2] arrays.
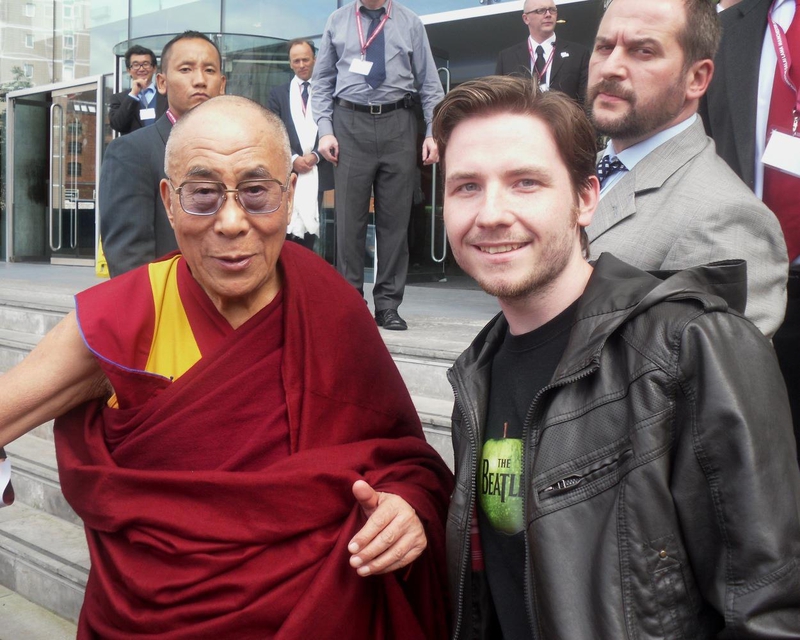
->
[[311, 0, 445, 138]]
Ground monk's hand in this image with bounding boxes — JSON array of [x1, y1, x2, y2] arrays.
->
[[348, 479, 427, 577]]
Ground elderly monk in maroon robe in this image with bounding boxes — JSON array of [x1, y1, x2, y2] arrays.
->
[[0, 95, 453, 639]]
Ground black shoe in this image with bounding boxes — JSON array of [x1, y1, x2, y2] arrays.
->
[[375, 308, 408, 331]]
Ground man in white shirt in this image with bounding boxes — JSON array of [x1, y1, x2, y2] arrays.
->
[[495, 0, 589, 102], [587, 0, 787, 339], [268, 39, 334, 250]]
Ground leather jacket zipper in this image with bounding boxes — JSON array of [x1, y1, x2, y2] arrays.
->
[[521, 361, 599, 640], [450, 350, 601, 639], [448, 369, 479, 640], [538, 448, 634, 499]]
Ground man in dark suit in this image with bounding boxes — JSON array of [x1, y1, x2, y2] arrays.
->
[[495, 0, 589, 103], [108, 45, 168, 135], [267, 39, 334, 251], [99, 31, 226, 277], [700, 0, 799, 462]]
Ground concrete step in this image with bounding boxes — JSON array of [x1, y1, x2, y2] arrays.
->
[[0, 585, 77, 640], [0, 287, 75, 313], [414, 396, 455, 470], [3, 436, 80, 526], [0, 500, 88, 624], [0, 328, 40, 374], [0, 304, 65, 337]]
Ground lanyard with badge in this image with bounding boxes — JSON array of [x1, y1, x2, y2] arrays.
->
[[349, 0, 392, 76], [528, 40, 555, 89], [139, 89, 156, 122], [762, 0, 800, 178]]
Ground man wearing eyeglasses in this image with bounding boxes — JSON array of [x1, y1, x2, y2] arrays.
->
[[108, 45, 167, 135], [0, 95, 452, 638], [495, 0, 590, 103]]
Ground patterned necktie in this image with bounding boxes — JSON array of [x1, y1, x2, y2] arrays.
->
[[534, 45, 546, 77], [139, 90, 151, 109], [361, 7, 386, 89], [596, 155, 626, 186], [301, 81, 309, 109]]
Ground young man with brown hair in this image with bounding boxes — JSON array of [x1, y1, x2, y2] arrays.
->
[[436, 75, 800, 640]]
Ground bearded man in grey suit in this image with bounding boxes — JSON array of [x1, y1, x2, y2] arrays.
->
[[586, 0, 787, 338]]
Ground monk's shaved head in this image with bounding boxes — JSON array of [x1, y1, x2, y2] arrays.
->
[[165, 95, 291, 179]]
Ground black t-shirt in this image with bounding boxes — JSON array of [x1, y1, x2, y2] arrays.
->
[[478, 300, 578, 640]]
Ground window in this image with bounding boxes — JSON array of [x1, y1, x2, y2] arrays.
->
[[68, 140, 83, 155], [23, 64, 34, 78], [63, 35, 74, 49], [25, 34, 34, 48], [67, 121, 83, 135], [25, 3, 35, 17], [67, 162, 82, 177], [63, 4, 73, 18]]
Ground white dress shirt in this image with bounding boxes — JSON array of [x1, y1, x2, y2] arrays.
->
[[599, 114, 698, 198], [529, 34, 556, 89]]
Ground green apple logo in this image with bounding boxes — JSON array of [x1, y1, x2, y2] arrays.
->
[[479, 422, 524, 535]]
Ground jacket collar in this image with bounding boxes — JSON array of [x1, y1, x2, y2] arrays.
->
[[588, 118, 709, 243]]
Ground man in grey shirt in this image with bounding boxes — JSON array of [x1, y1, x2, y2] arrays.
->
[[312, 0, 444, 330]]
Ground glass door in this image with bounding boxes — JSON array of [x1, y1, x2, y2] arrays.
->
[[7, 91, 49, 261], [49, 82, 99, 265]]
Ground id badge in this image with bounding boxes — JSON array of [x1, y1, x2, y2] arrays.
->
[[539, 84, 550, 92], [349, 58, 373, 76], [139, 107, 156, 121], [762, 129, 800, 179]]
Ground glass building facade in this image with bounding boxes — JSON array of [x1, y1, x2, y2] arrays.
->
[[1, 0, 497, 92], [1, 0, 600, 266]]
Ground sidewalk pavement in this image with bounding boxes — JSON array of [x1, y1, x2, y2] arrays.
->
[[0, 586, 76, 640]]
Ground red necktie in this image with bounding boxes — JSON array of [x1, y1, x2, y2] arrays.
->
[[763, 0, 800, 261]]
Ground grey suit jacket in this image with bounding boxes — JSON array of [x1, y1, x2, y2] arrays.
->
[[588, 118, 788, 338], [98, 115, 178, 278], [699, 0, 770, 190]]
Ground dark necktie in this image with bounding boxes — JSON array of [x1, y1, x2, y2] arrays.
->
[[534, 45, 546, 77], [763, 0, 800, 260], [301, 81, 309, 109], [596, 155, 626, 186], [361, 7, 386, 89]]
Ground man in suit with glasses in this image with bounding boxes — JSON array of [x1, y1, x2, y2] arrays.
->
[[495, 0, 590, 103]]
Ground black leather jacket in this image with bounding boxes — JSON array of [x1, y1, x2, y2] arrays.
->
[[447, 255, 800, 640]]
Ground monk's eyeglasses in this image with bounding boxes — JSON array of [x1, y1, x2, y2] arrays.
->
[[167, 176, 291, 216]]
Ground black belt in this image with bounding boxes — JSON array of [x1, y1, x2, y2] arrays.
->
[[335, 96, 408, 115]]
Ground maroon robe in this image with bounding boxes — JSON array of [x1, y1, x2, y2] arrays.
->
[[55, 242, 453, 639]]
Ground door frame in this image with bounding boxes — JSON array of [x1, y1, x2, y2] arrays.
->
[[6, 75, 105, 264]]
